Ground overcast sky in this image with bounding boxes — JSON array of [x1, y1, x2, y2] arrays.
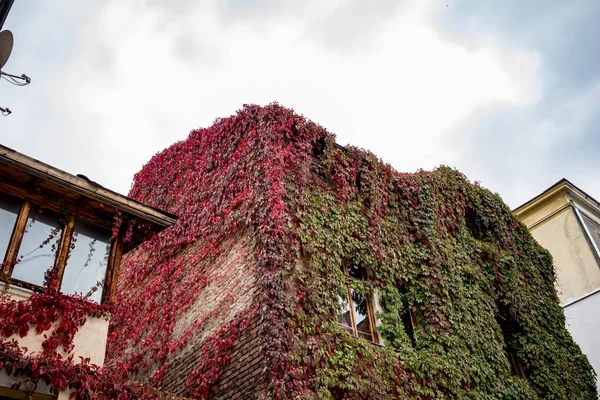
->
[[1, 0, 599, 208]]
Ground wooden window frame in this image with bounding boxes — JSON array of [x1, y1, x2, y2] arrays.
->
[[508, 351, 526, 379], [0, 386, 56, 400], [0, 193, 122, 305], [397, 280, 417, 346], [339, 262, 379, 344]]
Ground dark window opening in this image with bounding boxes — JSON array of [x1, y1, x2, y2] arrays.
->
[[465, 207, 485, 240], [397, 280, 417, 345], [347, 261, 361, 279], [496, 312, 526, 380], [312, 136, 326, 157]]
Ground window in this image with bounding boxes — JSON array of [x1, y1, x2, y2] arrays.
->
[[496, 308, 526, 379], [337, 262, 378, 343], [1, 193, 119, 304], [508, 351, 526, 379], [12, 206, 62, 287], [60, 220, 111, 303], [397, 280, 417, 345], [0, 194, 22, 261]]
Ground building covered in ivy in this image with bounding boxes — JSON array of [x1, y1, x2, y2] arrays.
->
[[107, 104, 597, 399]]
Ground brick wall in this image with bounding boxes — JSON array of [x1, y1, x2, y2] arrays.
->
[[161, 232, 266, 398], [162, 314, 265, 399], [208, 316, 265, 399], [172, 234, 258, 338]]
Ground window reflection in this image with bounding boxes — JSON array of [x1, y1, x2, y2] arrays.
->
[[12, 207, 62, 286], [61, 219, 111, 303], [338, 293, 354, 335], [0, 194, 22, 261], [351, 289, 373, 342], [337, 260, 377, 343]]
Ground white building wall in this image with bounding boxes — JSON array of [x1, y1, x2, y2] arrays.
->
[[2, 283, 109, 367], [1, 282, 110, 398], [563, 290, 600, 393]]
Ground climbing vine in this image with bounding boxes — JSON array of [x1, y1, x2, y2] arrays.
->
[[111, 103, 596, 399], [0, 260, 166, 398], [0, 103, 596, 399]]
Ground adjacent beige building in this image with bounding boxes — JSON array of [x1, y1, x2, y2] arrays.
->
[[514, 178, 600, 304], [515, 178, 600, 392]]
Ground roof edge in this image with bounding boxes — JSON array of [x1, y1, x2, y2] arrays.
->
[[513, 178, 600, 216], [0, 144, 177, 228]]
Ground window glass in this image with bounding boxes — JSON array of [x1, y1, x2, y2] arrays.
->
[[60, 219, 111, 303], [337, 293, 354, 335], [337, 262, 377, 343], [12, 207, 62, 286], [352, 289, 373, 341], [0, 194, 22, 261]]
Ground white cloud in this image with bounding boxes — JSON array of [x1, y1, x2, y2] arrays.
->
[[4, 0, 542, 197]]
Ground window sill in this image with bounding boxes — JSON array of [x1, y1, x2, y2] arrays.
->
[[0, 278, 107, 305], [0, 279, 36, 300], [337, 323, 383, 347]]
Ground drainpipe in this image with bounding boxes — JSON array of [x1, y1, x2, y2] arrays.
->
[[570, 199, 600, 263]]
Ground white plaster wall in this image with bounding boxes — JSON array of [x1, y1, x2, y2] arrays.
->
[[1, 283, 109, 366], [563, 290, 600, 393]]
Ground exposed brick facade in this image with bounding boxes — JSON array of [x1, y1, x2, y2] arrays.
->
[[162, 315, 265, 399], [208, 316, 265, 399], [159, 232, 265, 398]]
